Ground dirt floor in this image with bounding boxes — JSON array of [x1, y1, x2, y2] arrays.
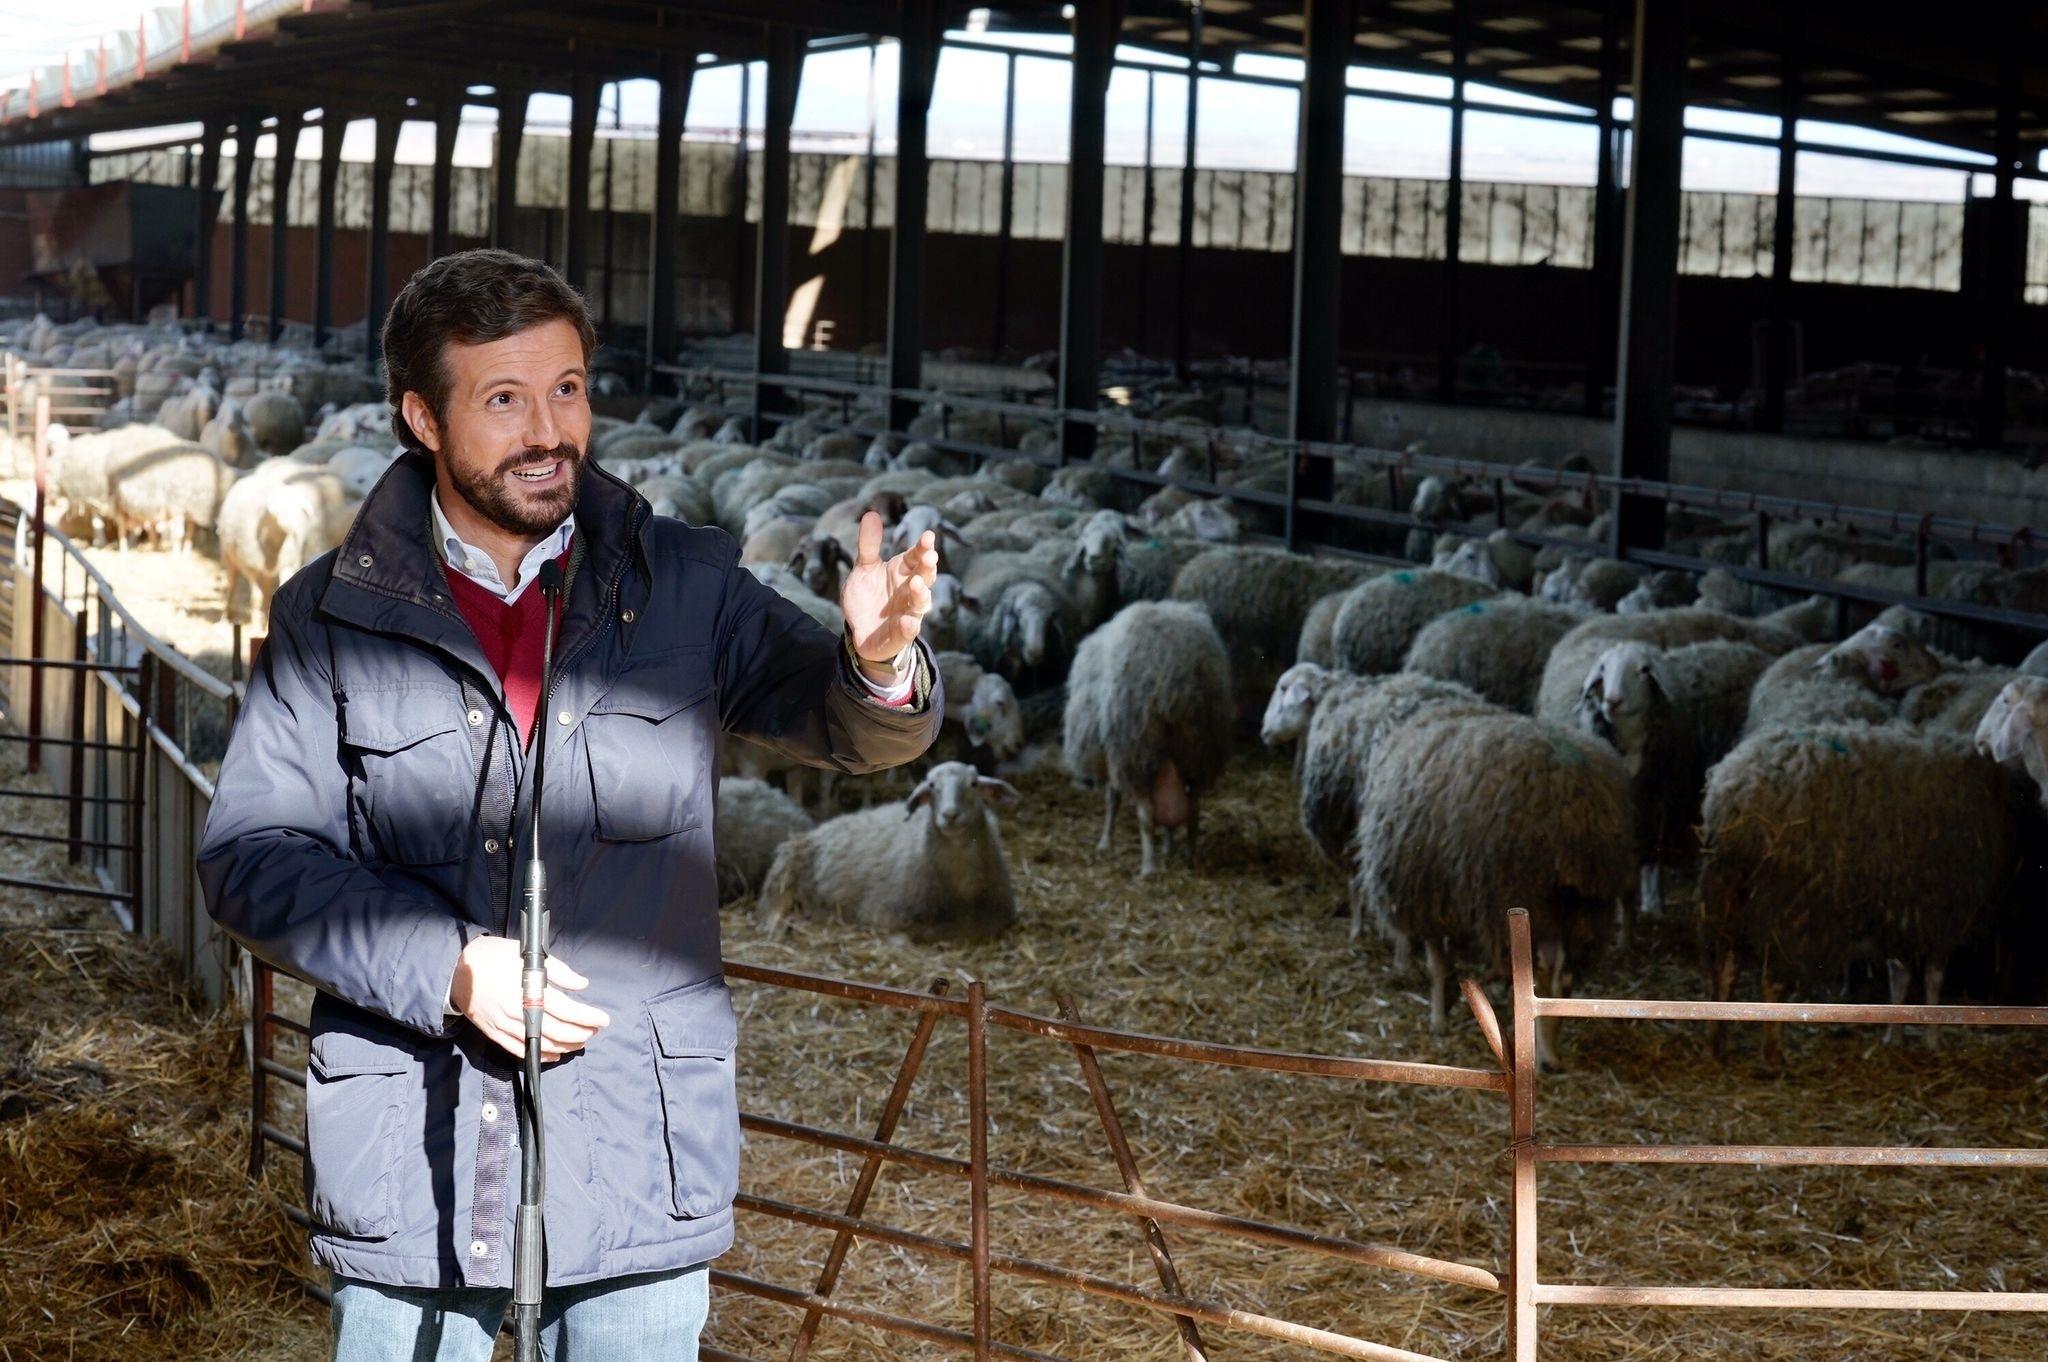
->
[[3, 529, 2045, 1361]]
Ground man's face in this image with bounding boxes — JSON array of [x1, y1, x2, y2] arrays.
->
[[403, 317, 591, 537]]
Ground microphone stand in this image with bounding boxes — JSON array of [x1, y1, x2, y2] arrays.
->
[[511, 559, 564, 1362]]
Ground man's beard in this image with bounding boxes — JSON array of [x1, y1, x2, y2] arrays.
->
[[447, 441, 584, 537]]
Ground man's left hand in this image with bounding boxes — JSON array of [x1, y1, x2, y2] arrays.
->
[[840, 511, 938, 674]]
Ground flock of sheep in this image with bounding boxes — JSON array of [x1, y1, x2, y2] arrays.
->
[[9, 313, 2048, 1069]]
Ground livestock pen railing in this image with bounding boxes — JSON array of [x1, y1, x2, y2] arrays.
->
[[242, 906, 2048, 1359], [0, 469, 240, 1004], [3, 352, 120, 466], [659, 364, 2048, 654]]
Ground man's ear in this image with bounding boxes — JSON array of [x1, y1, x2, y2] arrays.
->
[[400, 391, 441, 454]]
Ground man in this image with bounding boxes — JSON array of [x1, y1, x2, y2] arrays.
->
[[197, 249, 942, 1360]]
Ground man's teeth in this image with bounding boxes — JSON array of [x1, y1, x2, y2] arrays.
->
[[512, 463, 557, 481]]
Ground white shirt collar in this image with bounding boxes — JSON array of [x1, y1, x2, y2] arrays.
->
[[430, 489, 575, 605]]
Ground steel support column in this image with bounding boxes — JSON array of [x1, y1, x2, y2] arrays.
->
[[1438, 1, 1467, 403], [1760, 45, 1800, 433], [313, 111, 344, 346], [1583, 0, 1622, 418], [268, 109, 302, 342], [731, 63, 751, 337], [365, 112, 401, 371], [1981, 44, 2022, 453], [648, 54, 693, 386], [1288, 0, 1352, 452], [1610, 0, 1686, 555], [228, 114, 257, 341], [1059, 0, 1121, 464], [430, 97, 460, 260], [752, 26, 802, 440], [1173, 6, 1202, 382], [193, 118, 223, 323], [493, 87, 527, 250], [990, 50, 1017, 364], [888, 0, 940, 434], [565, 72, 598, 290]]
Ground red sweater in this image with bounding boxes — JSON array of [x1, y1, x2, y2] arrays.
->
[[441, 551, 571, 749]]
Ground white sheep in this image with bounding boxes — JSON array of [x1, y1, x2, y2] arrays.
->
[[1063, 601, 1233, 876], [714, 778, 814, 904], [756, 761, 1021, 940]]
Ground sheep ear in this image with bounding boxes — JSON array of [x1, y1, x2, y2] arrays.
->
[[906, 777, 937, 814], [1976, 688, 2038, 765], [785, 548, 807, 571], [960, 592, 982, 613], [975, 777, 1022, 807]]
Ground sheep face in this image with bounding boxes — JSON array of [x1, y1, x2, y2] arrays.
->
[[1976, 677, 2048, 810], [887, 505, 960, 559], [1576, 643, 1662, 771], [1409, 475, 1462, 523], [1067, 510, 1136, 579], [995, 583, 1060, 668], [906, 761, 1021, 837], [1167, 497, 1240, 543], [965, 673, 1025, 760], [1434, 537, 1501, 587], [1261, 662, 1333, 746], [789, 534, 852, 599], [1821, 623, 1942, 696]]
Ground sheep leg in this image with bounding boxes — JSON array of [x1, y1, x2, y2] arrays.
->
[[1183, 798, 1199, 868], [1096, 788, 1118, 852], [1640, 862, 1663, 917], [1759, 974, 1785, 1066], [1425, 937, 1450, 1036], [1922, 959, 1946, 1053], [1534, 942, 1569, 1071], [1883, 957, 1912, 1046], [1390, 928, 1411, 969], [1135, 798, 1158, 878], [1708, 949, 1738, 1060]]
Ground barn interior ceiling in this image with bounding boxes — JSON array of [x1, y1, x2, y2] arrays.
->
[[1, 1, 2040, 161]]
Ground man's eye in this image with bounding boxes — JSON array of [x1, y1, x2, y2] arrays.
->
[[487, 393, 513, 409], [556, 381, 580, 397]]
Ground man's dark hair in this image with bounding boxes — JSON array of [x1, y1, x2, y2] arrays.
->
[[381, 249, 595, 453]]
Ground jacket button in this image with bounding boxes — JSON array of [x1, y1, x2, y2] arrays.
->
[[466, 708, 485, 727], [621, 608, 635, 623], [557, 710, 571, 725], [484, 837, 500, 854], [357, 554, 373, 568], [469, 1240, 490, 1258], [481, 1102, 499, 1123]]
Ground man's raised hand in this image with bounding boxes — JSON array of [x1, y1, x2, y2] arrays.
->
[[839, 511, 939, 666]]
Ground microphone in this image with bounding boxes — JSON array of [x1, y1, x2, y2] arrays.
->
[[512, 557, 566, 1362]]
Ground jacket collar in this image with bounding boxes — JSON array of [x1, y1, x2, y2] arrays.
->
[[320, 449, 648, 694]]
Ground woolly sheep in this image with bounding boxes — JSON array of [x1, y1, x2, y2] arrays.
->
[[714, 778, 814, 903], [1432, 529, 1534, 593], [156, 380, 220, 441], [201, 396, 258, 468], [1699, 725, 2021, 1050], [1263, 665, 1492, 940], [1295, 589, 1351, 669], [1572, 640, 1773, 924], [962, 551, 1082, 689], [105, 439, 236, 553], [1540, 555, 1642, 610], [241, 390, 307, 455], [1354, 704, 1632, 1066], [757, 761, 1022, 940], [1613, 570, 1698, 615], [217, 462, 356, 624], [639, 474, 714, 525], [1976, 676, 2048, 816], [1173, 547, 1375, 718], [1058, 510, 1218, 629], [1063, 601, 1233, 876], [929, 651, 1025, 770], [1904, 665, 2022, 737], [742, 562, 843, 632], [1329, 569, 1498, 677], [1402, 596, 1587, 712], [1535, 608, 1801, 727], [1741, 623, 1943, 737]]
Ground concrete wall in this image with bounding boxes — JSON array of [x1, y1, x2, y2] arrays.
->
[[1344, 395, 2048, 528]]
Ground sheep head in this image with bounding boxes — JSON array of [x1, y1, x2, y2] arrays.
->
[[1819, 623, 1942, 697], [1261, 662, 1340, 747], [906, 761, 1021, 836], [1576, 642, 1664, 770], [1977, 676, 2048, 811], [963, 672, 1025, 761]]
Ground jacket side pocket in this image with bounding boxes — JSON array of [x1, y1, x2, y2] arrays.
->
[[304, 1029, 412, 1239], [645, 976, 740, 1219]]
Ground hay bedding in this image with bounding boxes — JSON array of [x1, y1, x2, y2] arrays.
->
[[4, 531, 2044, 1360]]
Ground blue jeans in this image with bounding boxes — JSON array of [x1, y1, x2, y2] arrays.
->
[[329, 1263, 710, 1362]]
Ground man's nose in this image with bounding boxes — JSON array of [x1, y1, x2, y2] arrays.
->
[[523, 401, 560, 452]]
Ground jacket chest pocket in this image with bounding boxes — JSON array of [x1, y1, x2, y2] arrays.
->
[[340, 687, 477, 865], [646, 976, 741, 1219], [583, 648, 715, 842], [304, 1029, 414, 1240]]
